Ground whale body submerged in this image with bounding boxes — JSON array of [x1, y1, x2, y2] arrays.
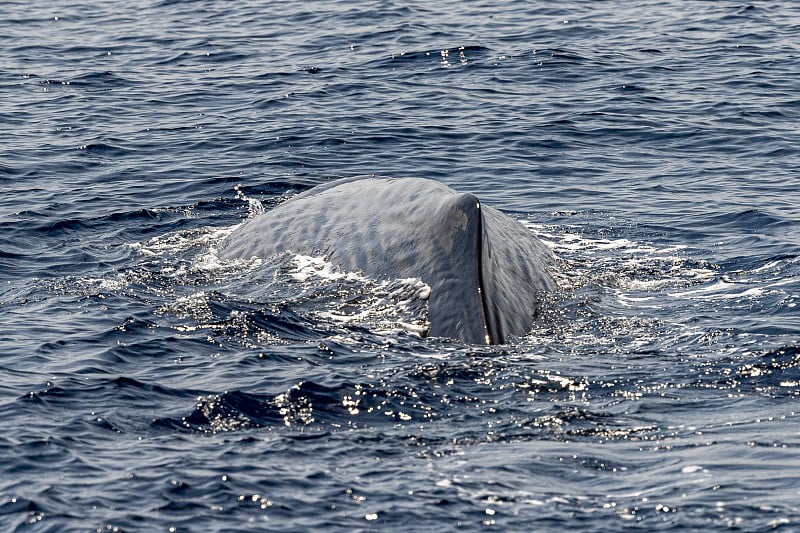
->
[[220, 177, 555, 344]]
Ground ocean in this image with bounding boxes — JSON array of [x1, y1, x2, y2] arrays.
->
[[1, 0, 799, 530]]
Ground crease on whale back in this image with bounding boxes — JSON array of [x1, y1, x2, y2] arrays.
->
[[424, 190, 488, 344], [219, 177, 553, 344]]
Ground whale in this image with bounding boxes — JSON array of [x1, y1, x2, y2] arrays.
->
[[219, 176, 556, 344]]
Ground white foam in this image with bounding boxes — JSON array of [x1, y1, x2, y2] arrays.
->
[[281, 254, 431, 338], [288, 254, 364, 283], [234, 184, 267, 218]]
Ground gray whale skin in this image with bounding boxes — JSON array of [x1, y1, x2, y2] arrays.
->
[[220, 176, 555, 344]]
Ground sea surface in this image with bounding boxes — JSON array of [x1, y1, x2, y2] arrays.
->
[[2, 1, 799, 531]]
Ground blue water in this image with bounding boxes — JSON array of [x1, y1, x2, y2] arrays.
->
[[2, 0, 799, 530]]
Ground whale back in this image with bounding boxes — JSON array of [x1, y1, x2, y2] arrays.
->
[[480, 204, 555, 342], [220, 177, 554, 344]]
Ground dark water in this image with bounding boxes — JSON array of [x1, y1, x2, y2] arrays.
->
[[2, 0, 799, 530]]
